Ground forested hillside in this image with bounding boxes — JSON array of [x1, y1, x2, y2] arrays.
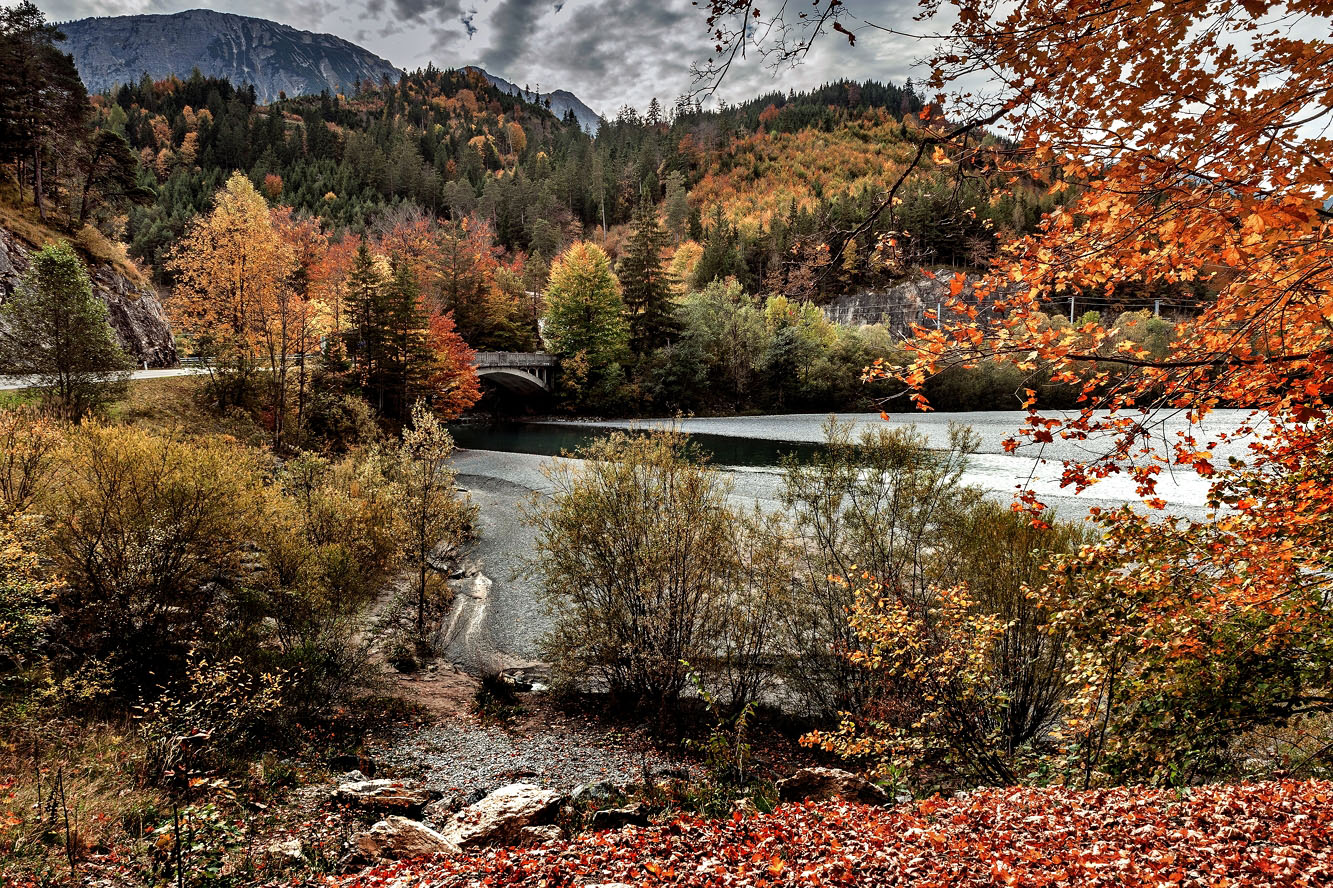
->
[[106, 67, 1051, 296]]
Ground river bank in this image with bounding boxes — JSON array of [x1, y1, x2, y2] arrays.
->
[[444, 409, 1254, 669]]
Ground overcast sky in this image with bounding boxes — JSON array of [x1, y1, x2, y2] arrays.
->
[[31, 0, 938, 117]]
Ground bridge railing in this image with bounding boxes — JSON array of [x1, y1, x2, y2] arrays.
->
[[473, 351, 558, 368]]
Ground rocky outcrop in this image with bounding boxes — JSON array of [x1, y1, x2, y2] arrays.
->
[[821, 270, 996, 337], [352, 816, 459, 862], [0, 228, 176, 367], [775, 767, 890, 805], [335, 779, 433, 817], [439, 784, 562, 848]]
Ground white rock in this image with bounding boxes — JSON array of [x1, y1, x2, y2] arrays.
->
[[353, 816, 460, 861], [441, 783, 562, 848], [336, 779, 432, 814]]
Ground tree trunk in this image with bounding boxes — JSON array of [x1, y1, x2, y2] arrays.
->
[[33, 149, 45, 222]]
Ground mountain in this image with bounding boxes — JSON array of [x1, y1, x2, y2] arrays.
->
[[466, 67, 602, 135], [58, 9, 402, 102]]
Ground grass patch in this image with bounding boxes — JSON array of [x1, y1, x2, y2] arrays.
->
[[0, 389, 39, 409], [108, 375, 267, 445], [0, 183, 147, 284]]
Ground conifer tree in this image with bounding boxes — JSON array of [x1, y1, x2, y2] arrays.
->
[[344, 240, 390, 409], [663, 172, 690, 244], [384, 257, 432, 420], [617, 200, 678, 352], [0, 242, 131, 417]]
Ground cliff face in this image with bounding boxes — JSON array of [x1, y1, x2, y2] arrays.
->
[[821, 271, 996, 337], [0, 229, 177, 368], [59, 10, 402, 102]]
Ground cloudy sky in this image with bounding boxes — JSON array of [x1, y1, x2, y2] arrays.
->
[[31, 0, 937, 117]]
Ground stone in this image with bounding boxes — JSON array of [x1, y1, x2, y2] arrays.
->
[[352, 816, 460, 862], [263, 837, 304, 868], [588, 803, 649, 831], [775, 767, 890, 805], [515, 824, 561, 845], [440, 783, 562, 848], [335, 779, 433, 816], [339, 770, 367, 783], [420, 796, 457, 825], [570, 780, 621, 806]]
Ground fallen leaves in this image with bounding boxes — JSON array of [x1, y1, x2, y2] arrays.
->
[[337, 780, 1333, 887]]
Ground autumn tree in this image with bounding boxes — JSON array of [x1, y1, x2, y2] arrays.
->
[[543, 242, 629, 406], [170, 172, 297, 421], [388, 402, 475, 635], [424, 311, 481, 419], [699, 0, 1333, 783], [0, 242, 131, 418]]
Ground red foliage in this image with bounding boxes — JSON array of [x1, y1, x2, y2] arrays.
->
[[425, 311, 481, 419], [338, 781, 1333, 887]]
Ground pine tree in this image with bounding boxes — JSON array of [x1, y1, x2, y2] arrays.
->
[[344, 240, 390, 409], [384, 256, 432, 420], [663, 172, 690, 244], [0, 241, 131, 417], [617, 200, 678, 352]]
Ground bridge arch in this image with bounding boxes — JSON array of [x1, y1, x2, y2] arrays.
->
[[472, 351, 557, 396], [477, 366, 550, 395]]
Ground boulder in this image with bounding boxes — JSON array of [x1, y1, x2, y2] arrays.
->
[[571, 780, 621, 807], [335, 778, 433, 816], [775, 767, 889, 805], [352, 816, 460, 862], [588, 803, 650, 831], [515, 824, 561, 845], [440, 783, 562, 848]]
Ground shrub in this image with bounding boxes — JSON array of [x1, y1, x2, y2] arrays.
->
[[47, 422, 266, 696], [531, 430, 787, 718]]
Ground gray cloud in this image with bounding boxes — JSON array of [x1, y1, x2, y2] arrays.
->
[[476, 0, 548, 75], [37, 0, 934, 117]]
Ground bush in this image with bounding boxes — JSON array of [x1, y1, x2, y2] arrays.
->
[[299, 389, 380, 453], [786, 418, 1089, 788], [48, 422, 266, 695], [530, 430, 792, 718]]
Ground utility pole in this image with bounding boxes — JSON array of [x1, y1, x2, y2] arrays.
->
[[1069, 296, 1075, 323]]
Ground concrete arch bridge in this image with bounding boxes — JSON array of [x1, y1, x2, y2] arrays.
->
[[473, 351, 556, 395]]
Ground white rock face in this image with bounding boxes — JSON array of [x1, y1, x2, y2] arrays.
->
[[353, 816, 460, 861], [59, 9, 402, 103], [440, 783, 562, 848]]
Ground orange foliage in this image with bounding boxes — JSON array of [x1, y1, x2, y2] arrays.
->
[[338, 781, 1333, 887], [424, 312, 481, 419]]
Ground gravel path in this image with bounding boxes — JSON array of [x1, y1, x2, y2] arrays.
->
[[370, 712, 693, 799]]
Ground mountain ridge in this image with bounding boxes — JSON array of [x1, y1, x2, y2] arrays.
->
[[464, 67, 603, 135], [58, 9, 402, 103], [57, 9, 603, 133]]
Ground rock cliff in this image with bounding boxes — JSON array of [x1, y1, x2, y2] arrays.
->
[[59, 10, 402, 103], [0, 228, 177, 368]]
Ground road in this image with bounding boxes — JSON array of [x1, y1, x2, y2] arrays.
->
[[0, 367, 205, 391]]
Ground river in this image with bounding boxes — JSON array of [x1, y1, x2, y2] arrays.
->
[[443, 409, 1256, 670]]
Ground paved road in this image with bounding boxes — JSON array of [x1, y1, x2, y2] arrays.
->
[[0, 367, 205, 390]]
